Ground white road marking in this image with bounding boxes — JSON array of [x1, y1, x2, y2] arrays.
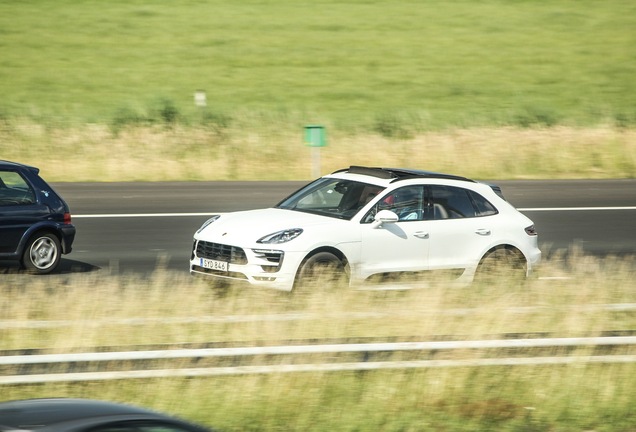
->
[[73, 213, 218, 218], [518, 206, 636, 211], [71, 206, 636, 218]]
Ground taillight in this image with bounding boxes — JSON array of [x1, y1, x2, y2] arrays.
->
[[525, 225, 537, 236], [63, 212, 72, 224]]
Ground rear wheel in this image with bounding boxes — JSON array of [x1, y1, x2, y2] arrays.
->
[[22, 233, 61, 274], [294, 252, 347, 291], [475, 247, 526, 285]]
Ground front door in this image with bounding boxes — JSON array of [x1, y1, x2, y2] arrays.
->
[[357, 185, 430, 281]]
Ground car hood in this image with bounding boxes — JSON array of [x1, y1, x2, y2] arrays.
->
[[196, 208, 346, 245]]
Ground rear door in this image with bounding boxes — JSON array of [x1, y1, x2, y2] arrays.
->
[[425, 185, 498, 270]]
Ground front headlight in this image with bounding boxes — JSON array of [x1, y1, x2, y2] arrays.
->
[[196, 215, 221, 234], [257, 228, 303, 244]]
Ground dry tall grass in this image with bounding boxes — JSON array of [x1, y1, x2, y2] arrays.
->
[[2, 122, 635, 181], [1, 252, 635, 351], [1, 253, 635, 431]]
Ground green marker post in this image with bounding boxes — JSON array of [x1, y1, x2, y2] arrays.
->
[[304, 125, 326, 178]]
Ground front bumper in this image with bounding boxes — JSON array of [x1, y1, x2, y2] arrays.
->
[[190, 240, 305, 291]]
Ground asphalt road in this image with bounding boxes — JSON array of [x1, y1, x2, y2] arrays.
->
[[46, 180, 636, 274]]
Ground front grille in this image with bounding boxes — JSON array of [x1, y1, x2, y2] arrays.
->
[[196, 240, 247, 265]]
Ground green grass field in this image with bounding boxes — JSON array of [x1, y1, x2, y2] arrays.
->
[[1, 0, 634, 130]]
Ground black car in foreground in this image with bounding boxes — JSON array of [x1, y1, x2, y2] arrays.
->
[[0, 398, 214, 432], [0, 160, 75, 274]]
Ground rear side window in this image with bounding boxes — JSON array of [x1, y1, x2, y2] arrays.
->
[[0, 171, 36, 205], [468, 190, 498, 216], [430, 185, 476, 219]]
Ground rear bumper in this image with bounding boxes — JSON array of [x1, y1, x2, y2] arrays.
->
[[59, 224, 76, 255], [525, 247, 542, 277]]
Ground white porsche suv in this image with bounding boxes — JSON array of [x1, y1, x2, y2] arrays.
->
[[190, 166, 541, 291]]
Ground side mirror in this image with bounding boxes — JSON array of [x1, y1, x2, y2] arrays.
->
[[373, 209, 399, 226]]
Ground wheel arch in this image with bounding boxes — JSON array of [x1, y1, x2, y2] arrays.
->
[[300, 246, 350, 269], [479, 243, 526, 261], [293, 246, 351, 289], [17, 224, 64, 256], [477, 243, 528, 273]]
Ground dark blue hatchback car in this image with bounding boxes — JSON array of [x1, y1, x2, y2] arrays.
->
[[0, 160, 76, 274], [0, 398, 214, 431]]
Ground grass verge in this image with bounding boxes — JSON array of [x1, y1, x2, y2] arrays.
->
[[1, 252, 635, 431], [2, 123, 635, 181]]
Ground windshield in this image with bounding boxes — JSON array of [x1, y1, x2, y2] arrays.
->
[[276, 178, 385, 220]]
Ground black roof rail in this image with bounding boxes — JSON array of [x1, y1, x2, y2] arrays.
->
[[332, 166, 394, 179], [333, 166, 475, 183]]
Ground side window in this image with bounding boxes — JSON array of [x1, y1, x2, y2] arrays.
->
[[0, 171, 36, 206], [363, 185, 426, 222], [430, 185, 477, 219], [468, 190, 498, 216]]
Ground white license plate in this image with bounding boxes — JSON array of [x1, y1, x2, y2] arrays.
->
[[200, 258, 228, 272]]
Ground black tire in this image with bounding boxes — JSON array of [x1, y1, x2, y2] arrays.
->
[[475, 247, 526, 285], [294, 252, 347, 291], [22, 232, 61, 275]]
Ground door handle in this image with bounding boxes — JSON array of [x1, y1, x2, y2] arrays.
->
[[414, 231, 429, 239], [475, 228, 491, 236]]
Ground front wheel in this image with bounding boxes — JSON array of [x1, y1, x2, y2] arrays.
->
[[294, 252, 347, 291], [22, 233, 61, 274]]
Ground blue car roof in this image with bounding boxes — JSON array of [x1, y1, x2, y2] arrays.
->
[[0, 160, 40, 174], [0, 398, 170, 427]]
